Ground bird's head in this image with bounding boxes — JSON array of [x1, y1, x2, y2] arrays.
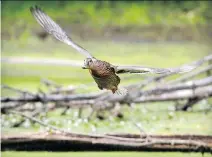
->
[[82, 58, 95, 69]]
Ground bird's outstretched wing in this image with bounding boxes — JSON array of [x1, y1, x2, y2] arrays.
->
[[114, 66, 170, 74], [30, 6, 93, 58], [114, 56, 206, 74]]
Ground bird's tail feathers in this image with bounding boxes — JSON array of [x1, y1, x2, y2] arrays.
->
[[115, 87, 128, 96]]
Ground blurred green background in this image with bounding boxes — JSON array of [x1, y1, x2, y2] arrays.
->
[[2, 1, 212, 42], [1, 1, 212, 156]]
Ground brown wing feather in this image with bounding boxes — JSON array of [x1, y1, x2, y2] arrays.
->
[[30, 6, 93, 58]]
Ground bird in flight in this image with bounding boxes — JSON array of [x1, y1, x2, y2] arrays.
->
[[30, 6, 203, 95]]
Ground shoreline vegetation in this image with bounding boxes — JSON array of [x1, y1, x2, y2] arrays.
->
[[2, 1, 212, 42]]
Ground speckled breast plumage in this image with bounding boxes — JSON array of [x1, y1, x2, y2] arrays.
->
[[91, 73, 120, 90], [89, 60, 120, 91]]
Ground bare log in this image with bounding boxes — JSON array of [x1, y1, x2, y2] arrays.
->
[[2, 106, 211, 152], [1, 132, 212, 152], [2, 111, 212, 152]]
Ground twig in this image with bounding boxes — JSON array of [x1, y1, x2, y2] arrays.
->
[[60, 106, 70, 115], [41, 78, 62, 89], [168, 65, 212, 84], [8, 110, 78, 135], [176, 97, 202, 111], [11, 104, 55, 127], [1, 85, 35, 97]]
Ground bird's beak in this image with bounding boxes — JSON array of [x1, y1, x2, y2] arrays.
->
[[82, 65, 89, 69]]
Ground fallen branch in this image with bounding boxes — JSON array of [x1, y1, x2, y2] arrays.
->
[[2, 85, 211, 109], [2, 111, 211, 152], [2, 55, 212, 116], [1, 91, 105, 103], [2, 132, 212, 152], [135, 86, 212, 103], [141, 76, 212, 95]]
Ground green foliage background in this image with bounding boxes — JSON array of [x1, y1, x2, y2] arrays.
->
[[2, 1, 212, 40]]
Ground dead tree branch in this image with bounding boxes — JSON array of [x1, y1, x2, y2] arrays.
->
[[1, 91, 105, 103], [141, 76, 212, 95], [168, 65, 212, 84], [1, 85, 211, 109], [2, 111, 211, 152], [2, 132, 211, 152], [135, 86, 212, 103], [1, 55, 212, 118]]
